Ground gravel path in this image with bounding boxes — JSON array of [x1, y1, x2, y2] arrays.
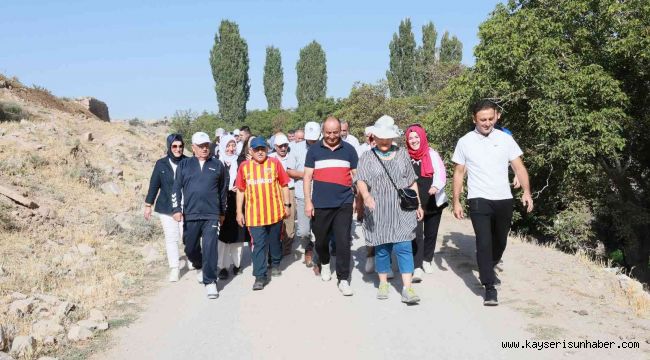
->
[[94, 213, 649, 360]]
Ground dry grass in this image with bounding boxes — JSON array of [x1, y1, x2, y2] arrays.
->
[[0, 86, 170, 359]]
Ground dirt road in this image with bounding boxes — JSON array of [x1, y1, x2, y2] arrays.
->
[[94, 213, 649, 360]]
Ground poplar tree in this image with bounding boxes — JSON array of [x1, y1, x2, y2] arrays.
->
[[387, 18, 417, 97], [296, 41, 327, 108], [209, 20, 250, 123], [263, 46, 283, 110], [439, 31, 463, 64], [417, 22, 438, 92]]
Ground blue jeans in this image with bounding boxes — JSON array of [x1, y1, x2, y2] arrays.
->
[[375, 241, 414, 274], [249, 221, 283, 279]]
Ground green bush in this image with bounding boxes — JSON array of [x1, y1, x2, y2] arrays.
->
[[0, 101, 27, 122]]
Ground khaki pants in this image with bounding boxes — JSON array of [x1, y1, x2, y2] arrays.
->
[[282, 189, 296, 255]]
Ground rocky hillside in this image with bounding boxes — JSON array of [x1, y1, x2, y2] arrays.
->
[[0, 75, 170, 359]]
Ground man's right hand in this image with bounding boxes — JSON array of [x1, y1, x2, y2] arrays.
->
[[144, 206, 152, 220], [172, 212, 183, 222], [236, 212, 245, 227], [304, 201, 315, 218], [453, 201, 464, 220]]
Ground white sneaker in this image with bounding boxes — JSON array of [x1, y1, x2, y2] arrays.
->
[[206, 283, 218, 299], [168, 267, 180, 282], [412, 268, 424, 283], [321, 263, 332, 281], [364, 257, 375, 273], [338, 280, 353, 296], [196, 269, 203, 284], [422, 261, 434, 274], [187, 260, 195, 270], [387, 268, 395, 279]]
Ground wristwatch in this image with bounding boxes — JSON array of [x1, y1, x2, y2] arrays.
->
[[284, 203, 291, 208]]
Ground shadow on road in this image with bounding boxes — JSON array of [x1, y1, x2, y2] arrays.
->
[[438, 232, 483, 296]]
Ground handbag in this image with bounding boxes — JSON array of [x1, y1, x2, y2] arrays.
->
[[371, 149, 419, 211]]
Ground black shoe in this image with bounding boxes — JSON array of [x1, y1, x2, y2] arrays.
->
[[484, 286, 498, 306], [253, 277, 268, 291], [232, 266, 242, 275], [218, 269, 229, 280], [271, 267, 282, 277]]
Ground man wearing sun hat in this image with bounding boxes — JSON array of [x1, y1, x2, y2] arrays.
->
[[235, 136, 291, 291], [172, 131, 229, 299]]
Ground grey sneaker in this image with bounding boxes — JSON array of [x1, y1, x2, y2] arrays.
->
[[401, 286, 421, 304], [206, 283, 218, 299], [484, 286, 498, 306], [271, 267, 282, 277], [412, 268, 424, 283], [377, 282, 390, 300]]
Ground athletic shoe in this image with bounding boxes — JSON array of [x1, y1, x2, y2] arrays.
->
[[187, 261, 195, 270], [401, 287, 421, 304], [168, 267, 180, 282], [252, 277, 268, 291], [364, 256, 375, 273], [484, 286, 498, 306], [377, 282, 390, 300], [304, 250, 313, 268], [206, 283, 218, 299], [412, 268, 424, 283], [387, 268, 395, 279], [196, 269, 203, 284], [321, 263, 332, 281], [218, 269, 229, 280], [338, 280, 353, 296], [232, 266, 242, 275], [271, 267, 282, 277], [422, 261, 434, 274]]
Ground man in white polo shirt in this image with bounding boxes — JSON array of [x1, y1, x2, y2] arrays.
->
[[452, 99, 533, 306]]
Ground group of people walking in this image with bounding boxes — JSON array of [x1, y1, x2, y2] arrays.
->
[[144, 99, 533, 306]]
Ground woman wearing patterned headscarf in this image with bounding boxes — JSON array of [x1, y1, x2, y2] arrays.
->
[[144, 134, 188, 282]]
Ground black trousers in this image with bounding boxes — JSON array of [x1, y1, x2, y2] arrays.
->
[[312, 204, 353, 281], [184, 219, 219, 284], [412, 211, 443, 268], [468, 198, 513, 286]]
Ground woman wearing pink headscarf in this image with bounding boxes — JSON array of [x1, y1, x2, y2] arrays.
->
[[405, 124, 448, 282]]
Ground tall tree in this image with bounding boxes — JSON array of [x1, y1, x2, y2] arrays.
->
[[296, 41, 327, 108], [387, 18, 418, 97], [209, 20, 250, 123], [439, 31, 463, 63], [263, 46, 283, 110], [417, 21, 439, 92]]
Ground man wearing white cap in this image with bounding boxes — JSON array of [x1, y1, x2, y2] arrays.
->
[[172, 132, 229, 299], [269, 133, 296, 256], [286, 121, 320, 270]]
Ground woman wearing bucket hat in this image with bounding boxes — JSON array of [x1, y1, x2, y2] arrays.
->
[[356, 115, 424, 304], [405, 124, 448, 282]]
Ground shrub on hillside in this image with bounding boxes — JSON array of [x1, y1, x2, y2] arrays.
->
[[0, 101, 28, 122]]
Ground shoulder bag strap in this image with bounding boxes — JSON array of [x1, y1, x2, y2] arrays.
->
[[371, 148, 399, 192]]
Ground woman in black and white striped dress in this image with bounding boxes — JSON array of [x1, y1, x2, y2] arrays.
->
[[356, 115, 424, 304]]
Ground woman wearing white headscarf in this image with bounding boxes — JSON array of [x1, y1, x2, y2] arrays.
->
[[217, 134, 245, 279]]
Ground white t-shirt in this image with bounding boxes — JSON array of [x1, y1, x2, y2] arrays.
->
[[452, 129, 523, 200], [269, 152, 294, 189], [343, 134, 360, 152]]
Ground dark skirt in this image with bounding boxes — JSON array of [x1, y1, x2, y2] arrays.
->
[[219, 191, 250, 244]]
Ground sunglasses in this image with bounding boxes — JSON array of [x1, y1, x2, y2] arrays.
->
[[252, 147, 267, 152], [171, 144, 184, 149]]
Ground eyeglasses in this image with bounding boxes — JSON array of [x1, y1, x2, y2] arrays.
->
[[277, 144, 289, 148], [171, 145, 184, 149], [195, 144, 210, 149], [252, 147, 267, 152]]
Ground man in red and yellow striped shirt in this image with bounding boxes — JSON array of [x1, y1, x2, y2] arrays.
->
[[236, 136, 291, 291]]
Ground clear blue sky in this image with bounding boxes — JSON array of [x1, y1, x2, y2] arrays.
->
[[0, 0, 501, 120]]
